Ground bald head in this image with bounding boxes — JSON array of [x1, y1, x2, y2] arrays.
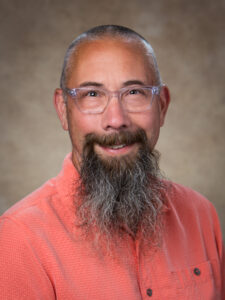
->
[[60, 25, 162, 91]]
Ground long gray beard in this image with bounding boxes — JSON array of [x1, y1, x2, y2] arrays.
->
[[75, 129, 166, 250]]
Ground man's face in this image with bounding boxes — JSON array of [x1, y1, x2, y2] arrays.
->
[[55, 37, 170, 170]]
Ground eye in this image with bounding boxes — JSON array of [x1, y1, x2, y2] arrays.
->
[[79, 88, 104, 100], [129, 89, 140, 95], [87, 90, 98, 97], [128, 88, 146, 96]]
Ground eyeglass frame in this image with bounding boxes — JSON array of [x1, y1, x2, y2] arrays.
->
[[62, 84, 162, 114]]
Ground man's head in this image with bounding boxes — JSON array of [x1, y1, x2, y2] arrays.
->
[[54, 25, 170, 169], [54, 25, 170, 248]]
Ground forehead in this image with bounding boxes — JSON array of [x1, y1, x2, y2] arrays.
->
[[67, 37, 154, 87]]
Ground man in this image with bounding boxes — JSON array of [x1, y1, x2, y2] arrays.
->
[[0, 25, 224, 299]]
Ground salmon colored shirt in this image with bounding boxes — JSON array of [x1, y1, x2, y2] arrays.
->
[[0, 154, 224, 299]]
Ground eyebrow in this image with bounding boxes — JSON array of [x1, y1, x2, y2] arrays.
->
[[78, 80, 146, 88], [78, 81, 104, 88], [122, 80, 146, 87]]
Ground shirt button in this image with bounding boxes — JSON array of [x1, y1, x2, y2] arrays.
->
[[146, 288, 153, 296], [193, 267, 201, 276]]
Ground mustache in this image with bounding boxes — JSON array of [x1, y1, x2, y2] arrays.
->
[[84, 128, 148, 148]]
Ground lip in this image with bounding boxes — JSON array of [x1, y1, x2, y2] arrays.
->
[[95, 143, 138, 157]]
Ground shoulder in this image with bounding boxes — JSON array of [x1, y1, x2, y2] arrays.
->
[[165, 181, 214, 214], [163, 180, 222, 234], [0, 153, 79, 242], [0, 180, 57, 299], [1, 177, 58, 225], [0, 178, 57, 258], [163, 181, 222, 240]]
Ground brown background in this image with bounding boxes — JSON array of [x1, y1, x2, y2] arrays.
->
[[0, 0, 224, 237]]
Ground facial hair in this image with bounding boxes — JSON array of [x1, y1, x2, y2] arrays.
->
[[75, 129, 166, 249]]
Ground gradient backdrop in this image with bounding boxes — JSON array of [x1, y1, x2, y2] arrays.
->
[[0, 0, 224, 237]]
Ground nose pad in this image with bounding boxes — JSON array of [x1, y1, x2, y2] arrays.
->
[[101, 96, 131, 131]]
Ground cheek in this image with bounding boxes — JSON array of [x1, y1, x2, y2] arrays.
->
[[67, 107, 100, 150], [130, 111, 161, 147]]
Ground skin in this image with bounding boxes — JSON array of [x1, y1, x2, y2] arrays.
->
[[54, 37, 170, 171]]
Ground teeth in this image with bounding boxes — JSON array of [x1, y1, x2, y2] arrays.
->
[[109, 144, 126, 149]]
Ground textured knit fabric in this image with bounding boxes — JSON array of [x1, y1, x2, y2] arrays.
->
[[0, 153, 224, 299]]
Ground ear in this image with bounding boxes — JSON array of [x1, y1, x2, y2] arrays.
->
[[54, 88, 68, 130], [158, 85, 170, 127]]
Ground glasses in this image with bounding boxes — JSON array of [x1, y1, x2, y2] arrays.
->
[[63, 85, 161, 114]]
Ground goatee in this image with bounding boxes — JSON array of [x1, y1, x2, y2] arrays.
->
[[75, 129, 166, 250]]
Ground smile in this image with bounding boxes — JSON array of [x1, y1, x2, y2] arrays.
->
[[108, 144, 126, 150], [94, 143, 139, 158]]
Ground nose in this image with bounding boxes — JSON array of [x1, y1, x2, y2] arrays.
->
[[101, 95, 131, 131]]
